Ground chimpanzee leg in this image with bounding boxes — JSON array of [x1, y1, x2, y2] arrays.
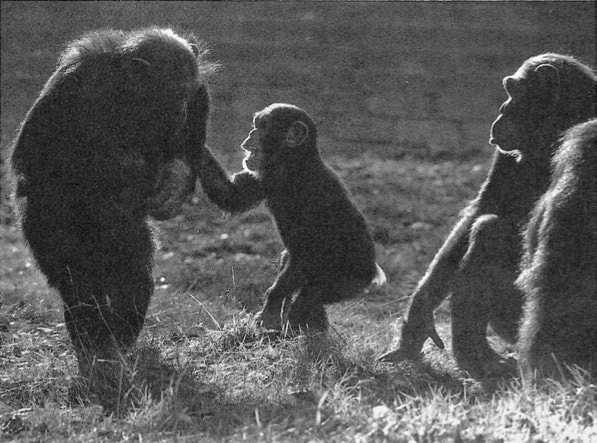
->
[[285, 286, 328, 333], [53, 221, 154, 377], [63, 275, 150, 372], [451, 214, 519, 377], [286, 279, 369, 332], [257, 250, 303, 330]]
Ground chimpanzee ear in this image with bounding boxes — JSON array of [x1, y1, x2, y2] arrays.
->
[[533, 63, 560, 105], [285, 121, 309, 148]]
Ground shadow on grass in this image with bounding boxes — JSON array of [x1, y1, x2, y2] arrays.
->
[[0, 313, 520, 440]]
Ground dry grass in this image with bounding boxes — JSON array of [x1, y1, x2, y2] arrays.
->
[[1, 3, 595, 441], [1, 155, 595, 441], [1, 303, 595, 441]]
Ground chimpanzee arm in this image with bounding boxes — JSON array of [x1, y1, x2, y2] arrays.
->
[[184, 85, 210, 174], [409, 214, 472, 314], [394, 153, 523, 357], [380, 212, 473, 361], [197, 145, 265, 213], [11, 70, 67, 196]]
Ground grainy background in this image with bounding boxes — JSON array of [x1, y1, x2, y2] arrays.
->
[[1, 1, 595, 310], [0, 3, 595, 439], [1, 1, 594, 169], [0, 0, 594, 326]]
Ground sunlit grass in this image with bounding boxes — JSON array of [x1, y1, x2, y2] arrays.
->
[[1, 174, 595, 440]]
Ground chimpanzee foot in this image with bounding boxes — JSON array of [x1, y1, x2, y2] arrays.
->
[[75, 346, 136, 412], [457, 349, 517, 379], [255, 297, 286, 331], [285, 296, 328, 335]]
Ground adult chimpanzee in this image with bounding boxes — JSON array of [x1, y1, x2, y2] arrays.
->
[[516, 119, 597, 381], [11, 28, 214, 379], [197, 103, 385, 332], [379, 53, 596, 378]]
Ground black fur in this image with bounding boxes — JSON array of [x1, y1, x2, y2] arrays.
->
[[516, 119, 597, 380], [10, 28, 213, 378], [198, 103, 379, 331], [380, 54, 596, 378]]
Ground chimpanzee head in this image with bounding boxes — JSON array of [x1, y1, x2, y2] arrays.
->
[[240, 103, 318, 176], [111, 28, 215, 219], [489, 53, 595, 159]]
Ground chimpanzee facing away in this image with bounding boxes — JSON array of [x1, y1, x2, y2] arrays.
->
[[197, 103, 385, 332], [379, 53, 596, 378], [516, 119, 597, 381], [11, 28, 214, 380]]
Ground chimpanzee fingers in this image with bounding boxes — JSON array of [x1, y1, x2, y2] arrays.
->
[[378, 318, 444, 362], [377, 331, 440, 363]]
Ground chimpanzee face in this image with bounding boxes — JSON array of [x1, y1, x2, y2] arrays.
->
[[240, 104, 313, 175], [490, 63, 561, 155], [241, 116, 267, 174], [489, 74, 531, 153]]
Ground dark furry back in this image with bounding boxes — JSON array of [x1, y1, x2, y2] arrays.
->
[[9, 28, 213, 383], [264, 150, 377, 285], [517, 119, 597, 376]]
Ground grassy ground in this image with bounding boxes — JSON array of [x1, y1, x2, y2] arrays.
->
[[1, 2, 595, 441], [3, 157, 595, 441]]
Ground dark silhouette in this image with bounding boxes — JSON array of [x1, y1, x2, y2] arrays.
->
[[517, 119, 597, 381], [197, 103, 385, 332], [380, 54, 596, 378], [11, 28, 214, 381]]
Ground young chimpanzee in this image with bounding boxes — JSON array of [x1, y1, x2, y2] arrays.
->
[[198, 103, 385, 332]]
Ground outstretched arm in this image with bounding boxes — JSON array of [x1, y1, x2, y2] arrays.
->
[[197, 145, 265, 213]]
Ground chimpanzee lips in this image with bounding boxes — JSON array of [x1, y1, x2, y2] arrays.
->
[[241, 144, 257, 153]]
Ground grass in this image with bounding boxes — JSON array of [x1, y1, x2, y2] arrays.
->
[[1, 2, 595, 441], [1, 154, 595, 441]]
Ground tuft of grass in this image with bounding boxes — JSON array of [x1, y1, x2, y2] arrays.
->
[[1, 92, 593, 442], [3, 195, 596, 441]]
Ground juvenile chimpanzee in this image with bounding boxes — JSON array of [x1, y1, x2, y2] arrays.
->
[[516, 119, 597, 381], [379, 53, 596, 378], [11, 28, 214, 380], [198, 103, 385, 332]]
